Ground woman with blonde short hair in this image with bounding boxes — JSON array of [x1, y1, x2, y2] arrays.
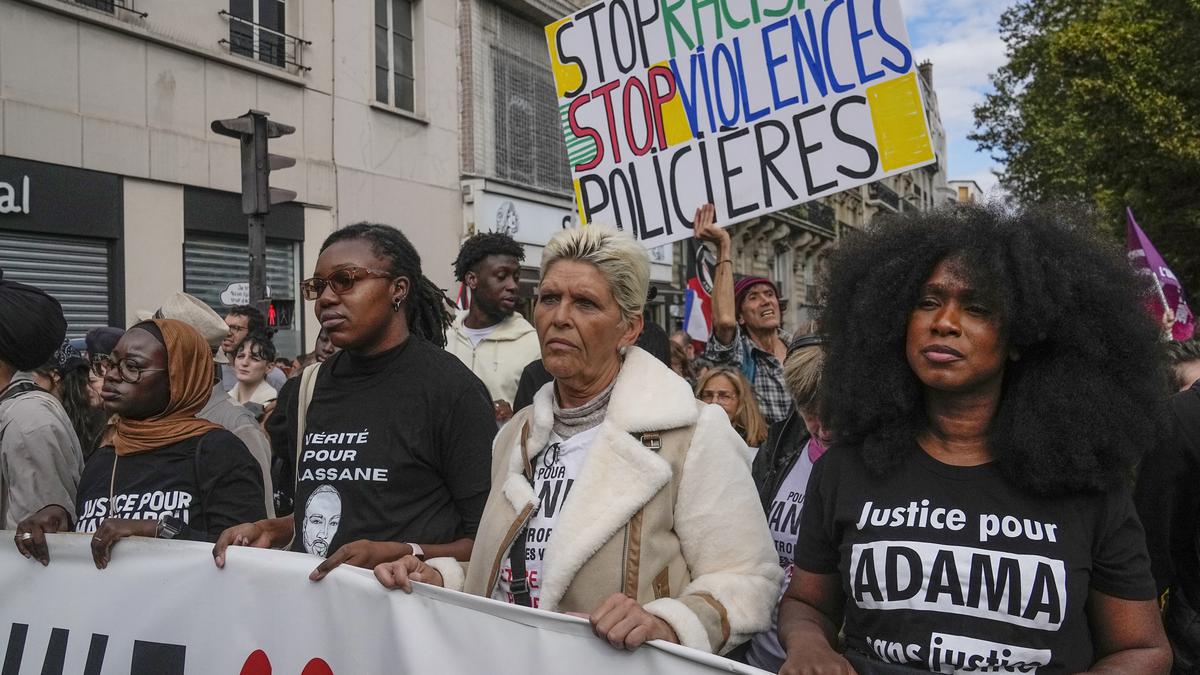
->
[[695, 366, 768, 448], [375, 224, 780, 656]]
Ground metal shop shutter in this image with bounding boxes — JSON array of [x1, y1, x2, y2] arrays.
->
[[0, 231, 111, 338], [183, 236, 300, 356]]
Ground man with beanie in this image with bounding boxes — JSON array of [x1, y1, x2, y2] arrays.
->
[[148, 292, 275, 517], [0, 271, 83, 528], [694, 205, 792, 424]]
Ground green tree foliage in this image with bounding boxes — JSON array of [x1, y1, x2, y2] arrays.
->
[[972, 0, 1200, 292]]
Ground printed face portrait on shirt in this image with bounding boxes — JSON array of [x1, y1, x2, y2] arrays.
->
[[468, 254, 521, 321], [534, 260, 642, 384], [303, 484, 342, 557], [100, 327, 170, 419], [312, 238, 407, 353], [905, 257, 1010, 395], [738, 283, 781, 332]]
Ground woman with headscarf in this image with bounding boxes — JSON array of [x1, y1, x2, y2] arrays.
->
[[374, 225, 780, 656], [0, 271, 81, 530], [14, 319, 266, 569]]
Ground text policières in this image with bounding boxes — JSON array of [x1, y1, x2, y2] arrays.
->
[[547, 0, 935, 249]]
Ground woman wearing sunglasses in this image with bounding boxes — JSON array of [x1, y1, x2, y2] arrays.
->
[[212, 223, 495, 583], [14, 319, 267, 569]]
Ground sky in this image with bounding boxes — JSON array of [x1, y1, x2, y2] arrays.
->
[[900, 0, 1016, 196]]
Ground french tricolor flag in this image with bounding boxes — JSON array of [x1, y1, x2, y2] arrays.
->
[[683, 276, 712, 344]]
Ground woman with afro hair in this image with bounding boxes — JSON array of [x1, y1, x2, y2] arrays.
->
[[777, 205, 1172, 674]]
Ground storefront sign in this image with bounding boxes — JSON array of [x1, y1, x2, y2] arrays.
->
[[475, 187, 673, 277], [0, 176, 30, 214], [0, 156, 122, 238]]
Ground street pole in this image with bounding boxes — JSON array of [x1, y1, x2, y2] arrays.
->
[[248, 212, 268, 319], [210, 109, 296, 321]]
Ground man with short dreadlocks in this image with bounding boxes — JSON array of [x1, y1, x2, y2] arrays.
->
[[445, 232, 540, 424]]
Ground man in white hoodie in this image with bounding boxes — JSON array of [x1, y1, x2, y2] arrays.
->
[[445, 232, 540, 423]]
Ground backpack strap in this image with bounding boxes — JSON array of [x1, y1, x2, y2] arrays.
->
[[508, 421, 535, 607], [0, 380, 42, 406], [285, 362, 322, 549]]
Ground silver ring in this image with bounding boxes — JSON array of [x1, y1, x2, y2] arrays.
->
[[18, 532, 32, 541]]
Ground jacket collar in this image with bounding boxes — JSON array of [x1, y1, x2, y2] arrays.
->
[[499, 347, 699, 611], [451, 311, 536, 344]]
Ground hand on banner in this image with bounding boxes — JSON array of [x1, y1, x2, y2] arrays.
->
[[90, 518, 157, 570], [13, 504, 73, 565], [493, 400, 515, 423], [374, 555, 445, 592], [589, 593, 679, 651], [310, 540, 413, 581], [212, 516, 291, 568], [691, 204, 728, 250]]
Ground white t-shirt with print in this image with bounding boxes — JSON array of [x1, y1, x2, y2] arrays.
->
[[748, 440, 816, 671], [492, 425, 600, 607]]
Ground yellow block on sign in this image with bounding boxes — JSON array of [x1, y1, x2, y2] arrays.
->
[[867, 72, 935, 172], [546, 18, 583, 99], [654, 61, 694, 147]]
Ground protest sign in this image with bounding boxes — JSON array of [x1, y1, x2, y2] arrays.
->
[[546, 0, 935, 249], [0, 534, 768, 674]]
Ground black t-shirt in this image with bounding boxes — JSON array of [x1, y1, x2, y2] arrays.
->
[[796, 445, 1156, 674], [269, 337, 495, 557], [75, 429, 267, 542]]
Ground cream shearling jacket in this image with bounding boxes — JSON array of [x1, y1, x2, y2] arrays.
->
[[427, 347, 781, 654]]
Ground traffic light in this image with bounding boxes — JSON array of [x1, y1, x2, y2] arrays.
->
[[211, 109, 296, 216]]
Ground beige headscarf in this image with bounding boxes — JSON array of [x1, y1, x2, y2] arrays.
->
[[112, 319, 219, 456]]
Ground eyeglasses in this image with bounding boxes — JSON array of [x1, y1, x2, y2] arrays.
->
[[94, 355, 166, 384], [300, 267, 394, 301], [699, 390, 737, 404], [89, 354, 110, 378]]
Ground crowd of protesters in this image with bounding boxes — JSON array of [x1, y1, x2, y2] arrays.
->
[[3, 202, 1199, 673]]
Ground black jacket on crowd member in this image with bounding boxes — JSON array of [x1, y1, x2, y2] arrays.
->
[[512, 359, 551, 414], [751, 413, 810, 515], [1136, 382, 1200, 672]]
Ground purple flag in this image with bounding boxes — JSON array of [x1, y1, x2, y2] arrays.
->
[[1126, 208, 1195, 341]]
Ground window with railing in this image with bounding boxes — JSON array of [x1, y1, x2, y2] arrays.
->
[[68, 0, 147, 17], [868, 182, 901, 212], [220, 0, 310, 71], [375, 0, 416, 112]]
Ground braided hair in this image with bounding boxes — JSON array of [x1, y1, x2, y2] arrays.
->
[[320, 223, 452, 348]]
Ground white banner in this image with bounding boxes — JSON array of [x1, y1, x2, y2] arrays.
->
[[0, 533, 767, 674]]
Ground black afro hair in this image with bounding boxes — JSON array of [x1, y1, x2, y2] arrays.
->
[[453, 232, 525, 283], [818, 203, 1169, 496]]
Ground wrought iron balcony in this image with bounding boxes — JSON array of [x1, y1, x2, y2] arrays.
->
[[219, 10, 311, 72], [867, 182, 901, 212], [806, 200, 835, 231], [66, 0, 147, 18]]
